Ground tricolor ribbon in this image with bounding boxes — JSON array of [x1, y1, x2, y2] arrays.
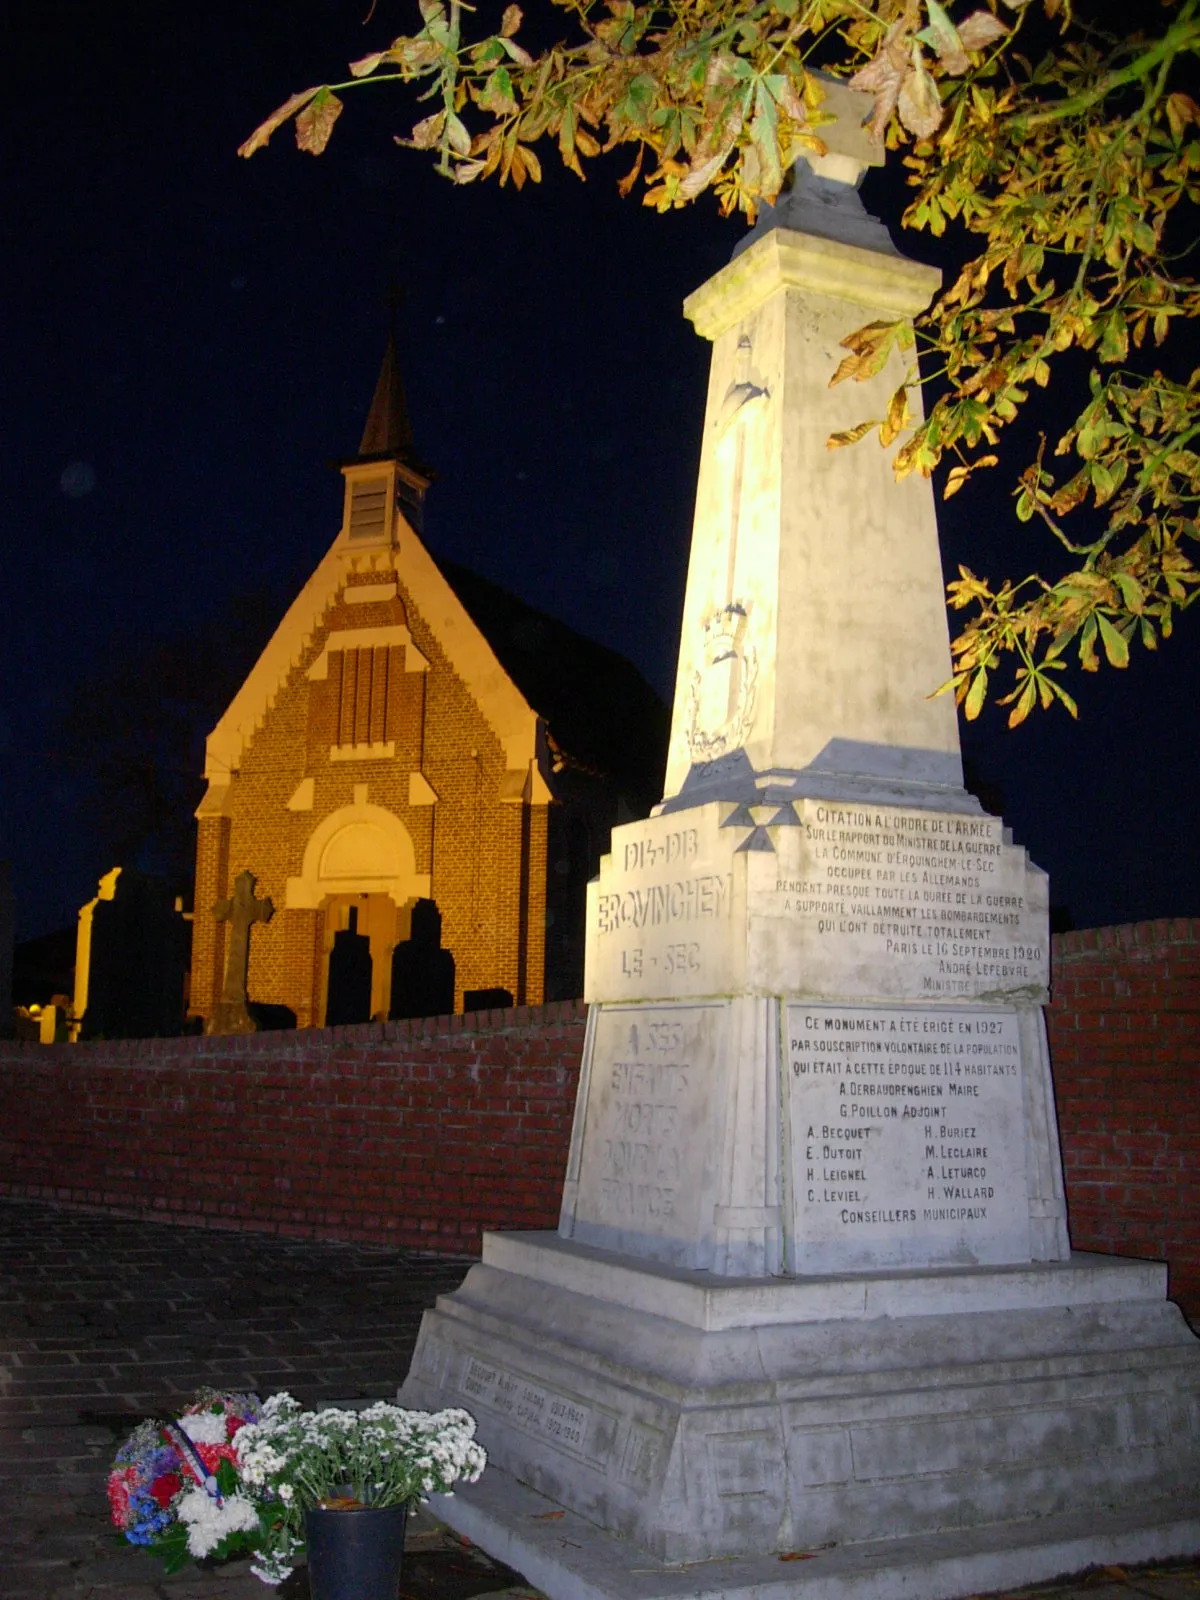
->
[[164, 1423, 223, 1503]]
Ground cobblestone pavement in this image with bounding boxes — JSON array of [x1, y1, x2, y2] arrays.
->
[[1, 1199, 1196, 1600]]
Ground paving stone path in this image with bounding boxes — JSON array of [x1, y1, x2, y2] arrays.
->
[[1, 1199, 1195, 1600]]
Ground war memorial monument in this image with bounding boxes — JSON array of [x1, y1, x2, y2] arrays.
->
[[402, 82, 1200, 1600]]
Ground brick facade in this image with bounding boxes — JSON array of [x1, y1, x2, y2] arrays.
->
[[8, 923, 1195, 1316], [192, 570, 550, 1030]]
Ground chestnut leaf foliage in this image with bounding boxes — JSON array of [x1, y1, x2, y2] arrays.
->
[[242, 0, 1200, 724]]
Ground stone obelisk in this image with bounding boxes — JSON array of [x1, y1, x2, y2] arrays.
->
[[402, 82, 1200, 1596]]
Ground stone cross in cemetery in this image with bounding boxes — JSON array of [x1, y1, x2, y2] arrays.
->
[[208, 870, 274, 1036], [403, 80, 1200, 1595]]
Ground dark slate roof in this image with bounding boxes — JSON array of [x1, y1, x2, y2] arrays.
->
[[436, 558, 670, 811]]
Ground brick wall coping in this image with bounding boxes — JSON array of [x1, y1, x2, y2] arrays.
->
[[1052, 917, 1200, 962], [0, 997, 587, 1062]]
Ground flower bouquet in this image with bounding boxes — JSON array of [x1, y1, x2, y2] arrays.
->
[[107, 1389, 264, 1574], [108, 1389, 488, 1588], [234, 1395, 488, 1584]]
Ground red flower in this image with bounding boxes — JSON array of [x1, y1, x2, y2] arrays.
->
[[196, 1441, 237, 1473], [106, 1466, 136, 1527], [150, 1472, 182, 1509], [176, 1439, 239, 1488]]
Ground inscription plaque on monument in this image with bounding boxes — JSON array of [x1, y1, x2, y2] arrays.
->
[[460, 1355, 605, 1461], [588, 799, 1049, 1006], [784, 1003, 1029, 1269], [586, 811, 739, 1002], [762, 803, 1047, 1000], [566, 1001, 729, 1269]]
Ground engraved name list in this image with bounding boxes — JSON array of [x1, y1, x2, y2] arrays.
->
[[783, 1003, 1030, 1268]]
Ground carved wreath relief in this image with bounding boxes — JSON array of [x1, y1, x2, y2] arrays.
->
[[686, 328, 768, 763], [686, 601, 760, 761]]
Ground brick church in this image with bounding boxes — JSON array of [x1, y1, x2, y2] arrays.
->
[[189, 334, 666, 1030]]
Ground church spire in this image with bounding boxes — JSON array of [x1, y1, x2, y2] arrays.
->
[[357, 323, 417, 462], [339, 298, 431, 546]]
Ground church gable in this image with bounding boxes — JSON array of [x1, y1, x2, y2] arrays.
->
[[191, 476, 555, 1029], [190, 324, 658, 1033]]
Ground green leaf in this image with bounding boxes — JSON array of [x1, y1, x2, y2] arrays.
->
[[1079, 614, 1099, 671], [478, 65, 516, 114], [1090, 461, 1115, 504], [1096, 611, 1130, 667], [1098, 316, 1129, 364], [154, 1523, 191, 1576], [750, 82, 783, 197], [964, 666, 989, 720], [1007, 675, 1036, 727], [1112, 572, 1144, 614]]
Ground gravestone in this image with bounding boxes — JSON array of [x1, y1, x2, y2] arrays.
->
[[75, 867, 190, 1039], [0, 860, 13, 1038], [390, 898, 455, 1020], [208, 870, 273, 1035], [39, 999, 71, 1043], [463, 986, 513, 1013], [402, 84, 1200, 1597], [325, 905, 373, 1026]]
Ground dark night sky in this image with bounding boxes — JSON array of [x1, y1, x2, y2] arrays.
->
[[4, 0, 1198, 941]]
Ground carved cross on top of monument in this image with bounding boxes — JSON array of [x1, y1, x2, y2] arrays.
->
[[208, 870, 274, 1035]]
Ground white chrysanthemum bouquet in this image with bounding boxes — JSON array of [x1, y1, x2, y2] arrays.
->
[[234, 1394, 487, 1584]]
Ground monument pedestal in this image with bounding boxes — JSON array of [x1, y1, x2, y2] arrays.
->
[[401, 106, 1200, 1597], [402, 1234, 1200, 1570]]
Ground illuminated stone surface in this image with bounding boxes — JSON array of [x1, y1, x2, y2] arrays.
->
[[403, 109, 1200, 1585]]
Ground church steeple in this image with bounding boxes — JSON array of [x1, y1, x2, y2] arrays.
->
[[340, 304, 431, 546], [357, 326, 417, 463]]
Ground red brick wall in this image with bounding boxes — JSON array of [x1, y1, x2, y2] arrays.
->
[[2, 923, 1197, 1319], [1046, 918, 1200, 1319], [0, 1002, 585, 1254]]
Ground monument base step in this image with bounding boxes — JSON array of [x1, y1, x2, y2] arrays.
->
[[424, 1467, 1200, 1600], [400, 1233, 1200, 1565]]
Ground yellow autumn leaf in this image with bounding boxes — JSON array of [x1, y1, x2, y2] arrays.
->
[[295, 89, 344, 155], [880, 383, 911, 447], [238, 87, 321, 159], [827, 419, 879, 449]]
